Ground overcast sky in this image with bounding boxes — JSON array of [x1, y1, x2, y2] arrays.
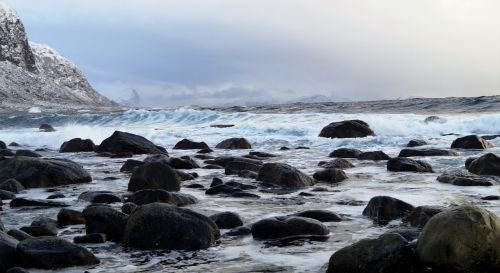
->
[[4, 0, 500, 106]]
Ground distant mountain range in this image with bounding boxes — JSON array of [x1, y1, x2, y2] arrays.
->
[[0, 3, 116, 112]]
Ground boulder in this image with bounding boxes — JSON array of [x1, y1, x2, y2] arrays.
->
[[14, 150, 41, 157], [466, 153, 500, 176], [318, 158, 354, 169], [407, 139, 427, 147], [0, 149, 14, 157], [82, 206, 128, 242], [215, 138, 252, 149], [197, 148, 213, 154], [437, 170, 496, 186], [10, 198, 69, 208], [119, 159, 144, 172], [257, 163, 315, 188], [451, 135, 493, 149], [173, 139, 209, 150], [73, 233, 106, 244], [17, 237, 99, 269], [59, 138, 95, 153], [0, 156, 92, 188], [293, 210, 342, 222], [0, 141, 5, 150], [57, 208, 86, 226], [251, 216, 329, 240], [362, 196, 415, 224], [398, 148, 458, 157], [249, 151, 276, 158], [358, 151, 391, 160], [225, 160, 262, 176], [0, 189, 15, 200], [387, 157, 433, 172], [319, 120, 375, 138], [424, 116, 442, 123], [313, 169, 348, 183], [7, 230, 32, 241], [416, 206, 500, 272], [96, 131, 167, 155], [20, 218, 58, 237], [78, 191, 123, 203], [209, 211, 244, 229], [122, 203, 220, 250], [326, 233, 416, 273], [329, 148, 362, 158], [127, 189, 197, 206], [6, 267, 29, 273], [405, 206, 444, 228], [121, 202, 138, 214], [168, 156, 200, 169], [39, 124, 56, 132], [128, 162, 180, 192], [0, 232, 19, 272]]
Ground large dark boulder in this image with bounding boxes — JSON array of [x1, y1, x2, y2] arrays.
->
[[0, 232, 19, 272], [451, 135, 493, 149], [407, 139, 427, 147], [362, 196, 415, 224], [59, 138, 95, 153], [122, 203, 220, 250], [319, 120, 375, 139], [0, 178, 25, 193], [205, 156, 262, 168], [225, 160, 262, 176], [326, 233, 416, 273], [329, 148, 362, 158], [127, 189, 197, 206], [14, 150, 41, 158], [128, 162, 180, 192], [405, 206, 444, 228], [293, 210, 342, 222], [313, 168, 348, 183], [119, 159, 144, 173], [17, 237, 99, 269], [96, 131, 167, 155], [20, 217, 58, 237], [167, 157, 200, 169], [57, 208, 86, 226], [215, 138, 252, 149], [251, 216, 329, 240], [78, 191, 123, 204], [358, 151, 391, 160], [318, 159, 354, 169], [398, 148, 458, 157], [257, 163, 315, 188], [466, 153, 500, 176], [82, 206, 128, 242], [0, 156, 92, 188], [437, 170, 496, 186], [387, 157, 433, 172], [173, 139, 209, 150], [0, 141, 6, 150], [209, 212, 244, 229], [416, 206, 500, 272]]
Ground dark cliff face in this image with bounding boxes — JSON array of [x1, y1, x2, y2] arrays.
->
[[0, 3, 37, 73]]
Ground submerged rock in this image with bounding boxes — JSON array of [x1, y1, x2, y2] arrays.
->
[[96, 131, 167, 155], [251, 216, 329, 240], [128, 162, 180, 192], [173, 139, 209, 150], [319, 120, 375, 138], [73, 233, 106, 244], [215, 138, 252, 149], [39, 124, 55, 132], [466, 153, 500, 176], [363, 196, 415, 224], [78, 191, 123, 203], [437, 170, 496, 186], [292, 210, 342, 222], [257, 163, 315, 188], [387, 157, 433, 172], [10, 198, 69, 208], [398, 148, 458, 157], [0, 156, 91, 188], [59, 138, 95, 153], [329, 148, 362, 158], [406, 139, 427, 147], [416, 206, 500, 272], [122, 203, 220, 250], [451, 135, 493, 149]]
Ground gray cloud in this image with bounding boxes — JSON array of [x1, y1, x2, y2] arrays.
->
[[5, 0, 500, 106]]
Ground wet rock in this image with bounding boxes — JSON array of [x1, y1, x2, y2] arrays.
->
[[225, 160, 262, 176], [128, 162, 180, 192], [482, 134, 500, 140], [109, 152, 133, 158], [206, 156, 262, 168], [78, 191, 123, 204], [127, 189, 197, 206], [0, 189, 15, 200], [231, 192, 260, 199], [257, 163, 315, 188], [10, 198, 69, 208], [46, 193, 64, 199], [210, 124, 234, 128], [168, 156, 200, 169], [6, 267, 29, 273], [197, 148, 213, 154], [417, 206, 500, 272], [205, 184, 241, 195], [398, 148, 458, 157], [437, 170, 496, 186], [406, 139, 427, 147], [14, 150, 41, 158], [319, 120, 375, 139], [122, 203, 220, 250], [239, 170, 258, 179], [451, 135, 493, 149], [203, 164, 224, 169], [96, 131, 167, 155], [210, 178, 224, 187], [481, 195, 499, 200], [249, 151, 276, 158], [279, 146, 291, 151], [0, 141, 5, 150], [358, 151, 391, 160], [318, 158, 354, 169], [292, 210, 342, 222], [173, 139, 209, 150], [0, 232, 20, 272], [17, 237, 99, 269], [251, 216, 329, 240], [0, 179, 24, 193], [363, 196, 415, 224], [295, 146, 310, 150], [0, 149, 14, 157], [7, 229, 32, 241], [329, 148, 363, 158], [8, 142, 19, 147], [225, 226, 252, 237], [185, 183, 204, 189], [326, 233, 416, 273], [20, 218, 58, 237], [121, 202, 138, 214], [215, 138, 252, 149], [73, 233, 106, 244], [39, 123, 56, 132], [82, 206, 128, 242], [59, 138, 95, 153], [209, 211, 244, 229], [313, 168, 348, 183], [424, 116, 442, 123], [57, 208, 85, 226], [405, 206, 444, 228], [0, 156, 92, 188], [387, 157, 433, 172], [466, 153, 500, 176]]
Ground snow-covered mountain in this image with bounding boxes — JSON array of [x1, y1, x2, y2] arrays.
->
[[0, 2, 116, 111]]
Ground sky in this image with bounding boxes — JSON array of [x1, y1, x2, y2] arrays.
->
[[3, 0, 500, 107]]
